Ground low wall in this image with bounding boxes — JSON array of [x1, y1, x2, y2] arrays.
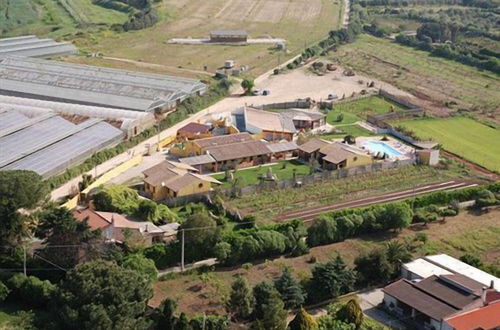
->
[[253, 100, 312, 110]]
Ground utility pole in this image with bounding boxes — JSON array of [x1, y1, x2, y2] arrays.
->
[[181, 229, 185, 271], [202, 313, 206, 330], [23, 244, 27, 276]]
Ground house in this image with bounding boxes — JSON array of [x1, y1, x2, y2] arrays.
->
[[210, 30, 248, 43], [443, 301, 500, 330], [170, 132, 253, 157], [142, 161, 221, 200], [73, 209, 167, 245], [236, 106, 296, 141], [176, 122, 212, 140], [298, 139, 372, 170], [281, 109, 326, 130], [267, 141, 299, 161], [402, 254, 500, 288], [383, 274, 489, 330]]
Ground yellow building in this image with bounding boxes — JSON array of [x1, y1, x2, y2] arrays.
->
[[298, 139, 372, 170], [170, 132, 254, 157], [143, 161, 221, 201]]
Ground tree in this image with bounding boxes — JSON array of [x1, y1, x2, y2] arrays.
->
[[274, 268, 306, 309], [7, 274, 56, 308], [156, 298, 178, 330], [354, 249, 393, 285], [241, 78, 255, 95], [122, 253, 158, 283], [93, 185, 141, 215], [253, 282, 276, 320], [179, 212, 220, 261], [36, 207, 101, 268], [385, 241, 412, 273], [308, 255, 356, 302], [0, 280, 10, 303], [0, 170, 48, 246], [228, 276, 254, 320], [289, 307, 318, 330], [475, 189, 497, 208], [256, 288, 287, 330], [336, 299, 363, 329], [52, 260, 153, 329], [381, 203, 412, 231]]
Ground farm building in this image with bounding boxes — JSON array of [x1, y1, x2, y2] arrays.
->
[[298, 139, 372, 169], [0, 109, 123, 178], [73, 209, 168, 245], [209, 30, 248, 43], [0, 95, 155, 138], [176, 122, 212, 140], [170, 132, 254, 157], [0, 35, 77, 59], [0, 56, 207, 113], [142, 161, 221, 200]]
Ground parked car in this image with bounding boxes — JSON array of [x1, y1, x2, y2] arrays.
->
[[327, 93, 338, 100], [252, 89, 261, 96], [262, 89, 271, 96]]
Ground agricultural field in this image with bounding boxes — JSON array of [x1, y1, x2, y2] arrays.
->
[[71, 0, 344, 77], [212, 160, 310, 188], [0, 0, 128, 37], [332, 35, 500, 122], [224, 165, 469, 222], [326, 95, 408, 125], [150, 208, 500, 315], [398, 117, 500, 173]]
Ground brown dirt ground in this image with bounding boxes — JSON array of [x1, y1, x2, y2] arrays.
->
[[150, 207, 500, 315]]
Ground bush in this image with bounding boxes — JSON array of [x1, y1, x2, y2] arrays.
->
[[7, 274, 56, 308], [122, 253, 158, 282], [0, 280, 9, 302]]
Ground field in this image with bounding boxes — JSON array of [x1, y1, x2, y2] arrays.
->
[[212, 160, 310, 188], [224, 165, 468, 222], [399, 117, 500, 173], [333, 35, 500, 122], [320, 124, 377, 139], [70, 0, 344, 77], [150, 208, 500, 315], [0, 0, 128, 37]]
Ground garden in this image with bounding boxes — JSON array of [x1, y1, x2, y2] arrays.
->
[[211, 160, 310, 188]]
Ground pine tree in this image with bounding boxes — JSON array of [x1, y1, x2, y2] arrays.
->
[[308, 255, 356, 302], [228, 276, 254, 320], [336, 299, 363, 329], [274, 268, 306, 309], [259, 289, 288, 330], [289, 307, 318, 330]]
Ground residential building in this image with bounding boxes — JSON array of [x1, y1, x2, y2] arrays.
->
[[443, 301, 500, 330], [170, 132, 253, 157], [281, 109, 326, 129], [176, 122, 212, 140], [383, 274, 488, 330], [142, 161, 221, 200], [298, 138, 372, 170], [73, 209, 168, 245], [234, 106, 296, 141]]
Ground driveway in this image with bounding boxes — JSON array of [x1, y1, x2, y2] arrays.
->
[[357, 288, 407, 329]]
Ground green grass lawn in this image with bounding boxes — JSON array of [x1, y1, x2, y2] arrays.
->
[[320, 124, 377, 139], [212, 160, 310, 188], [399, 117, 500, 172], [326, 96, 407, 125]]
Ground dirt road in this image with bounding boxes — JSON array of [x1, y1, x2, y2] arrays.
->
[[274, 180, 479, 222]]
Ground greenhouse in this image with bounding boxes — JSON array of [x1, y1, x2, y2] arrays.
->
[[0, 35, 77, 59], [0, 56, 207, 112]]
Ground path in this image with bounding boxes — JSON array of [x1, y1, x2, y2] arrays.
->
[[157, 258, 218, 276], [102, 56, 212, 76], [274, 180, 479, 222]]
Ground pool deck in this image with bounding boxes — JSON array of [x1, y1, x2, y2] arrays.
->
[[355, 136, 415, 161]]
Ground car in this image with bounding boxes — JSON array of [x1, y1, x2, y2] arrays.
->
[[262, 89, 271, 96], [252, 89, 261, 96], [327, 93, 338, 100]]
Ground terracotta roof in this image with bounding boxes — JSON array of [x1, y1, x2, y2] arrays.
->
[[267, 141, 298, 153], [445, 301, 500, 330], [178, 122, 210, 134], [95, 211, 164, 234], [195, 133, 253, 150], [206, 139, 270, 162], [179, 154, 216, 166], [383, 279, 459, 321], [73, 208, 110, 230], [298, 138, 330, 153]]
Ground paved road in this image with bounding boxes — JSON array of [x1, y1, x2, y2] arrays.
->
[[274, 180, 479, 222]]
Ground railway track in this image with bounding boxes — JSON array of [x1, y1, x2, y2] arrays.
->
[[274, 180, 479, 222]]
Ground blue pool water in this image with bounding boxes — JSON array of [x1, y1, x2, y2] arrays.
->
[[362, 141, 402, 157]]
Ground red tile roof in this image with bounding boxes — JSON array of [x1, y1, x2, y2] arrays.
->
[[178, 122, 210, 134], [73, 209, 110, 229], [445, 301, 500, 330]]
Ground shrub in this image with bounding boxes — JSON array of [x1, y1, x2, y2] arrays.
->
[[7, 274, 56, 308], [0, 280, 9, 302]]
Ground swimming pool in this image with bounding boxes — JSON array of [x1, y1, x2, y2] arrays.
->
[[362, 141, 402, 157]]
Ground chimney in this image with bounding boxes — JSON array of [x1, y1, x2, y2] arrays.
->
[[490, 280, 495, 289], [482, 287, 487, 306]]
